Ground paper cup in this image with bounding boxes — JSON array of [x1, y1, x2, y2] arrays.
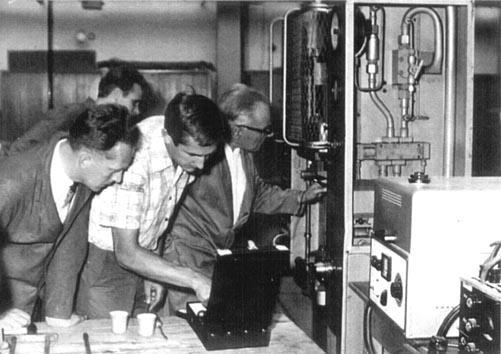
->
[[137, 313, 156, 337], [109, 311, 129, 334]]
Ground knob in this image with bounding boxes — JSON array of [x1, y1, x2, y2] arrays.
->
[[465, 318, 478, 333], [380, 290, 388, 306], [460, 336, 467, 346], [371, 256, 381, 270], [486, 316, 495, 331], [465, 296, 481, 309], [390, 274, 403, 302], [465, 342, 477, 352], [408, 171, 430, 184]]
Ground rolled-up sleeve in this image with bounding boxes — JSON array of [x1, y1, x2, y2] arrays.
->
[[98, 153, 148, 230]]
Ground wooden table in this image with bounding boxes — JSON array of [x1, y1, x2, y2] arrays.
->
[[5, 313, 324, 354]]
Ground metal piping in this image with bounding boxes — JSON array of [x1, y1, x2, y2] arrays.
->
[[355, 6, 386, 92], [282, 7, 301, 147], [401, 7, 443, 72], [269, 17, 283, 103], [47, 0, 54, 109], [443, 6, 457, 177], [370, 91, 394, 138], [269, 17, 284, 144]]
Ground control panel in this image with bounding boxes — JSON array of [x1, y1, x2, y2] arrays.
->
[[459, 278, 501, 353], [369, 237, 408, 329]]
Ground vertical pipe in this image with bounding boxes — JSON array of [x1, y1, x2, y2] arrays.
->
[[269, 17, 284, 144], [443, 6, 457, 177], [393, 164, 402, 177], [282, 8, 300, 147], [269, 18, 283, 103], [369, 91, 394, 138], [47, 0, 54, 110], [305, 203, 311, 262]]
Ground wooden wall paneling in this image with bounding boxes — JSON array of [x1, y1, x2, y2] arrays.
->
[[1, 69, 215, 142], [1, 72, 46, 141], [0, 72, 99, 142], [140, 70, 216, 112], [53, 73, 99, 108]]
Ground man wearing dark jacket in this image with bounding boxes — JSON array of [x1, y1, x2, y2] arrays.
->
[[0, 104, 139, 330], [162, 84, 326, 312]]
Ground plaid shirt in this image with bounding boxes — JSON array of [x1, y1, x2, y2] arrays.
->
[[88, 115, 194, 251]]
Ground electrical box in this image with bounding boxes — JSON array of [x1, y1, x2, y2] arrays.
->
[[459, 277, 501, 353], [370, 177, 501, 339]]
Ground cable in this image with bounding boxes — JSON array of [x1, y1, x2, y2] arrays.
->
[[436, 304, 460, 337], [363, 303, 377, 354]]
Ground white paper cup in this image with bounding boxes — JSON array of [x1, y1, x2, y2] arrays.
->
[[109, 311, 129, 334], [137, 313, 156, 337]]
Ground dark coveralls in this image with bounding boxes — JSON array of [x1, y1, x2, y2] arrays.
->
[[163, 148, 305, 311]]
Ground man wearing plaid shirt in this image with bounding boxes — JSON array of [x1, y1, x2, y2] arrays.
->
[[75, 92, 228, 319]]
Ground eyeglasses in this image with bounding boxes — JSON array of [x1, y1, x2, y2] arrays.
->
[[236, 124, 274, 137]]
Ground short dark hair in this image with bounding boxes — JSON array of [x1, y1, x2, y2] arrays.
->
[[97, 64, 148, 99], [164, 92, 228, 146], [69, 104, 140, 152], [218, 83, 270, 122]]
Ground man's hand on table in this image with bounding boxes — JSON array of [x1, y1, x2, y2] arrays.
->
[[46, 313, 86, 328], [192, 273, 211, 306], [0, 308, 30, 331]]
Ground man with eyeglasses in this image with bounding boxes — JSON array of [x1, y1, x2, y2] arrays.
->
[[161, 83, 326, 313]]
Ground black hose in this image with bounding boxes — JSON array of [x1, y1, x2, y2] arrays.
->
[[427, 304, 460, 353], [362, 302, 458, 353], [363, 303, 377, 354], [436, 304, 460, 337]]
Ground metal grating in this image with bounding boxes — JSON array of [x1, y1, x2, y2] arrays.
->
[[286, 7, 333, 146], [381, 188, 403, 207]]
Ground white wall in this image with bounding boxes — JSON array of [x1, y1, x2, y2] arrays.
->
[[2, 2, 500, 75], [0, 1, 217, 71], [245, 2, 295, 71]]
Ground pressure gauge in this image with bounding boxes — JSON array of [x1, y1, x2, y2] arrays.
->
[[330, 12, 340, 51]]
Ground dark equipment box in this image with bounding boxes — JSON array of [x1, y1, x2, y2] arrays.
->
[[187, 246, 290, 351]]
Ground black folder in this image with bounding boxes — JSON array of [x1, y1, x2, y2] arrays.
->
[[187, 245, 290, 351]]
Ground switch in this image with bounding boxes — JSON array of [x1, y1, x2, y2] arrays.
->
[[371, 256, 382, 270], [380, 290, 388, 306], [381, 253, 392, 281], [482, 333, 493, 342], [384, 235, 397, 242]]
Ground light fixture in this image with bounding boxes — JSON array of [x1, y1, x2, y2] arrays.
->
[[81, 1, 104, 11], [75, 29, 96, 45]]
